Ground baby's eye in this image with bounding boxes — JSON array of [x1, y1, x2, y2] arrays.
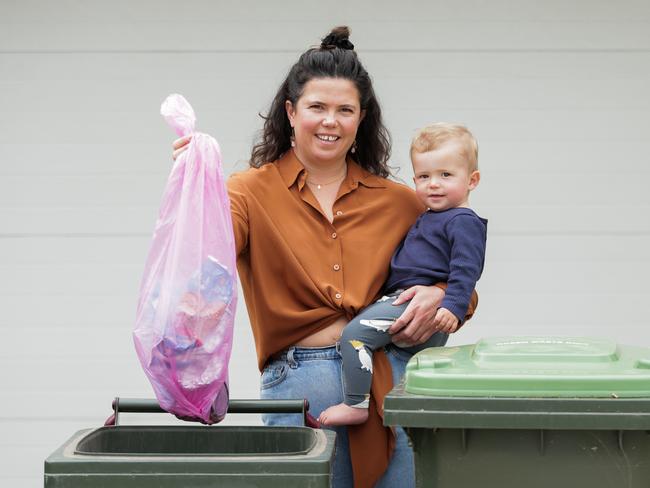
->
[[417, 174, 429, 180], [441, 172, 452, 177]]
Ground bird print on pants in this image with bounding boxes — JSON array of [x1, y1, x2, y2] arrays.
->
[[359, 318, 394, 332], [349, 340, 372, 373]]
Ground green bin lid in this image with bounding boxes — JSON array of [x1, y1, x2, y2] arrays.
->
[[404, 337, 650, 398]]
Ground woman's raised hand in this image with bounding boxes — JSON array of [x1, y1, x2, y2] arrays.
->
[[172, 134, 192, 160]]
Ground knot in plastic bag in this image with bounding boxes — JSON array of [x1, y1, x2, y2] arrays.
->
[[160, 94, 196, 137]]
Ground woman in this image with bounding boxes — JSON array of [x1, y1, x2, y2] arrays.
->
[[173, 26, 473, 488]]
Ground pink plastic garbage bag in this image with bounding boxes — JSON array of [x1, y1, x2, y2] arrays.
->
[[133, 94, 237, 424]]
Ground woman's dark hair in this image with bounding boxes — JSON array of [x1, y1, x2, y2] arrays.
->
[[250, 26, 391, 177]]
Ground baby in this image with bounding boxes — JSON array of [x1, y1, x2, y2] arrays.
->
[[319, 123, 487, 426]]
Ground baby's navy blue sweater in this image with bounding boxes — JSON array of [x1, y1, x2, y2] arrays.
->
[[385, 208, 487, 322]]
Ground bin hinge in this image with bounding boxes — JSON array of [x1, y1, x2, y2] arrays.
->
[[618, 430, 625, 453], [461, 428, 468, 454]]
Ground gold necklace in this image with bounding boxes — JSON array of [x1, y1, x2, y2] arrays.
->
[[306, 168, 347, 190]]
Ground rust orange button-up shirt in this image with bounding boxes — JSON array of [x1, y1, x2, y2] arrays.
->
[[228, 149, 424, 371], [228, 149, 472, 488]]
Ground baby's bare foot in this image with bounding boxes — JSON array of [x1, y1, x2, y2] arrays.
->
[[318, 403, 369, 426]]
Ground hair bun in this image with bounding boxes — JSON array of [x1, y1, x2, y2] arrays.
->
[[321, 26, 354, 50]]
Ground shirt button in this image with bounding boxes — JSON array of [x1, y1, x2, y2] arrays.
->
[[331, 232, 337, 239], [335, 293, 342, 299], [336, 210, 343, 216], [333, 264, 340, 271]]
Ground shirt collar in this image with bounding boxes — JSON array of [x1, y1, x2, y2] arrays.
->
[[276, 149, 306, 188], [276, 149, 387, 190]]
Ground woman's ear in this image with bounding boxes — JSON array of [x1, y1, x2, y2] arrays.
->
[[285, 100, 295, 127]]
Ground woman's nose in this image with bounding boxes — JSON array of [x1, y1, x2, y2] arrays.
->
[[322, 113, 337, 126]]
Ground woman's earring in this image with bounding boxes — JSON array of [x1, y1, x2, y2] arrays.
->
[[290, 128, 296, 148], [350, 140, 357, 154]]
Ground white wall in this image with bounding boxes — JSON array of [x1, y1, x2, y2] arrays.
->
[[2, 1, 650, 485]]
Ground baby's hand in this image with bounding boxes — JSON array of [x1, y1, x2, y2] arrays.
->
[[433, 307, 459, 334]]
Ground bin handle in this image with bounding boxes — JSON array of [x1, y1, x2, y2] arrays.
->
[[105, 397, 319, 428]]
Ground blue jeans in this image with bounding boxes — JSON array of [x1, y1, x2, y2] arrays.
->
[[260, 344, 416, 488]]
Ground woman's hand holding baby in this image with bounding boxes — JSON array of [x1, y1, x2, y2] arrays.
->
[[389, 285, 445, 346]]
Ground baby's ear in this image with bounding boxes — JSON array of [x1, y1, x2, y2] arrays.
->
[[468, 170, 480, 190]]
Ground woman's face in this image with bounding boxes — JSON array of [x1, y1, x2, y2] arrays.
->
[[285, 77, 364, 167]]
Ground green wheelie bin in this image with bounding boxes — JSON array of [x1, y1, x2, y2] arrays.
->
[[384, 337, 650, 488], [44, 398, 335, 488]]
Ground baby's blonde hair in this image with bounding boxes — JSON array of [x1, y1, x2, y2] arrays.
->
[[410, 123, 478, 171]]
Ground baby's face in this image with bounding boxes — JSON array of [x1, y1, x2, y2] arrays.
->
[[411, 140, 479, 211]]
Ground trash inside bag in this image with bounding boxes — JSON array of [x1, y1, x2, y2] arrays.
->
[[133, 94, 236, 424]]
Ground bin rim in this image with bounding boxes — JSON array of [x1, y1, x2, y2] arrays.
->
[[384, 385, 650, 430], [73, 425, 324, 458]]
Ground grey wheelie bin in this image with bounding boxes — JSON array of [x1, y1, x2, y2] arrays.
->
[[384, 337, 650, 488], [44, 398, 335, 488]]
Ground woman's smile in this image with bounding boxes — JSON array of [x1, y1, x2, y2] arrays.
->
[[316, 134, 340, 143]]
